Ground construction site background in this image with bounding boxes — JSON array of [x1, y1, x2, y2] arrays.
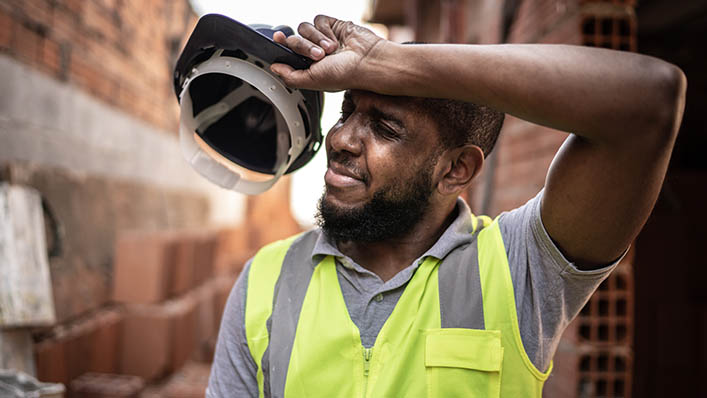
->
[[0, 0, 705, 397]]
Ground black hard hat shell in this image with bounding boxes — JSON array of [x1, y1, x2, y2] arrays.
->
[[174, 14, 324, 175]]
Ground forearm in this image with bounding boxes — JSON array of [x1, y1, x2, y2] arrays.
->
[[363, 42, 685, 142]]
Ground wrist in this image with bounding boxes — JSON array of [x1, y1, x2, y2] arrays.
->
[[357, 40, 409, 94]]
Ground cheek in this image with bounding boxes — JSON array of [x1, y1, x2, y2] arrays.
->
[[365, 145, 412, 186]]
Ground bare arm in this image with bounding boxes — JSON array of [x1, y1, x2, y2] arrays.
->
[[272, 16, 686, 267]]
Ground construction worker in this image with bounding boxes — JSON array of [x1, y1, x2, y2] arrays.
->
[[206, 15, 686, 397]]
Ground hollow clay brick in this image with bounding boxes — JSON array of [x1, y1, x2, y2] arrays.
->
[[212, 276, 237, 333], [120, 293, 199, 381], [193, 282, 216, 362], [112, 232, 174, 304], [119, 304, 171, 381], [169, 234, 196, 297], [193, 231, 217, 287], [34, 308, 123, 386], [168, 293, 198, 372]]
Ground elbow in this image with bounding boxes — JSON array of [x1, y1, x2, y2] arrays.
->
[[651, 62, 687, 143]]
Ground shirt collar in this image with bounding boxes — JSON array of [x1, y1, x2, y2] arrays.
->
[[311, 197, 477, 268]]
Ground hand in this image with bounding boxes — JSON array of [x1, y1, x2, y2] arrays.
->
[[271, 15, 386, 91]]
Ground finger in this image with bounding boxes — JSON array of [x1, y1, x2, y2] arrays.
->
[[314, 15, 340, 53], [298, 22, 337, 55], [271, 63, 316, 89], [273, 31, 287, 46], [284, 34, 325, 61]]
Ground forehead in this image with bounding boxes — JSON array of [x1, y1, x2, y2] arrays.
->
[[346, 90, 435, 132]]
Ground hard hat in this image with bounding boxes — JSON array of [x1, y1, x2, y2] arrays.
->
[[173, 14, 324, 195]]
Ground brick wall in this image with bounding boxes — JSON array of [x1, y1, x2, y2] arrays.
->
[[0, 0, 196, 133]]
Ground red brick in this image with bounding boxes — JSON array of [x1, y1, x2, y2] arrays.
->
[[212, 276, 237, 333], [0, 9, 13, 49], [214, 227, 254, 276], [50, 6, 80, 43], [112, 231, 174, 304], [120, 292, 199, 381], [34, 308, 123, 386], [63, 0, 85, 16], [193, 231, 217, 286], [41, 36, 62, 76], [82, 1, 117, 42], [88, 309, 123, 374], [71, 372, 144, 398], [193, 282, 216, 362], [22, 0, 55, 26], [169, 293, 198, 372], [245, 176, 303, 249], [169, 234, 196, 297], [35, 333, 70, 385], [119, 304, 172, 381], [35, 321, 87, 385], [13, 21, 43, 64]]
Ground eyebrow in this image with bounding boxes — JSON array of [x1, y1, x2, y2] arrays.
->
[[346, 90, 406, 130]]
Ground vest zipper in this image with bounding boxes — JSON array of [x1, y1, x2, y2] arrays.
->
[[362, 347, 372, 396]]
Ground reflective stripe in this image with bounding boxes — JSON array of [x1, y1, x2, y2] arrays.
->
[[264, 230, 319, 398], [438, 214, 490, 329], [437, 238, 484, 329]]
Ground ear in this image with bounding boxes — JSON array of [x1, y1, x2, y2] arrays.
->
[[436, 145, 484, 196]]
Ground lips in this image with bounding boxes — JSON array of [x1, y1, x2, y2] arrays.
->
[[325, 161, 366, 189]]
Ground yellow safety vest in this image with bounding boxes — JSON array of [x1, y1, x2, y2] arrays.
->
[[245, 216, 551, 397]]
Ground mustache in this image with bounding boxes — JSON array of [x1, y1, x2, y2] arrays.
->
[[327, 151, 369, 185]]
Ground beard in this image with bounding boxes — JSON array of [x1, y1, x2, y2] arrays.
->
[[315, 155, 437, 243]]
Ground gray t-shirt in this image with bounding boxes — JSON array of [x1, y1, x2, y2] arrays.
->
[[207, 191, 618, 397]]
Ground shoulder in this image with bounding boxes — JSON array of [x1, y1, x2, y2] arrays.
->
[[255, 229, 320, 255]]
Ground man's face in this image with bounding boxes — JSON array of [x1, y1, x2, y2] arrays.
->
[[316, 90, 442, 242]]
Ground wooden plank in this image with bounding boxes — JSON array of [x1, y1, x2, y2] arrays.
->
[[0, 183, 56, 327]]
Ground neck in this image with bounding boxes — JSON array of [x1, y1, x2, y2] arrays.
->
[[337, 199, 458, 282]]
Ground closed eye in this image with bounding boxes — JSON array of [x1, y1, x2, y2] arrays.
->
[[373, 120, 400, 141]]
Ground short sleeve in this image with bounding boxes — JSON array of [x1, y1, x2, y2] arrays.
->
[[206, 260, 259, 398], [498, 190, 621, 372]]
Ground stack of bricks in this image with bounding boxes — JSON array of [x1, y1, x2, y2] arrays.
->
[[33, 226, 255, 397], [34, 308, 124, 387]]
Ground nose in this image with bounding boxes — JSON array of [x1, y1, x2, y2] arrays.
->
[[326, 118, 363, 157]]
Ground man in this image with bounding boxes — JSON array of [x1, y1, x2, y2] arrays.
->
[[207, 15, 685, 397]]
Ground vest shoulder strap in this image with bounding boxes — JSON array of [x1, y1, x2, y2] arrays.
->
[[477, 218, 552, 381], [245, 233, 301, 397], [263, 230, 320, 397]]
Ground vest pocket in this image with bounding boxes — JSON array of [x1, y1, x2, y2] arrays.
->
[[424, 328, 503, 397]]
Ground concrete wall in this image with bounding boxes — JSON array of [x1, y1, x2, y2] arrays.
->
[[0, 0, 250, 323]]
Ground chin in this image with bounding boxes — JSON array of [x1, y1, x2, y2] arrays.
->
[[322, 186, 368, 210]]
